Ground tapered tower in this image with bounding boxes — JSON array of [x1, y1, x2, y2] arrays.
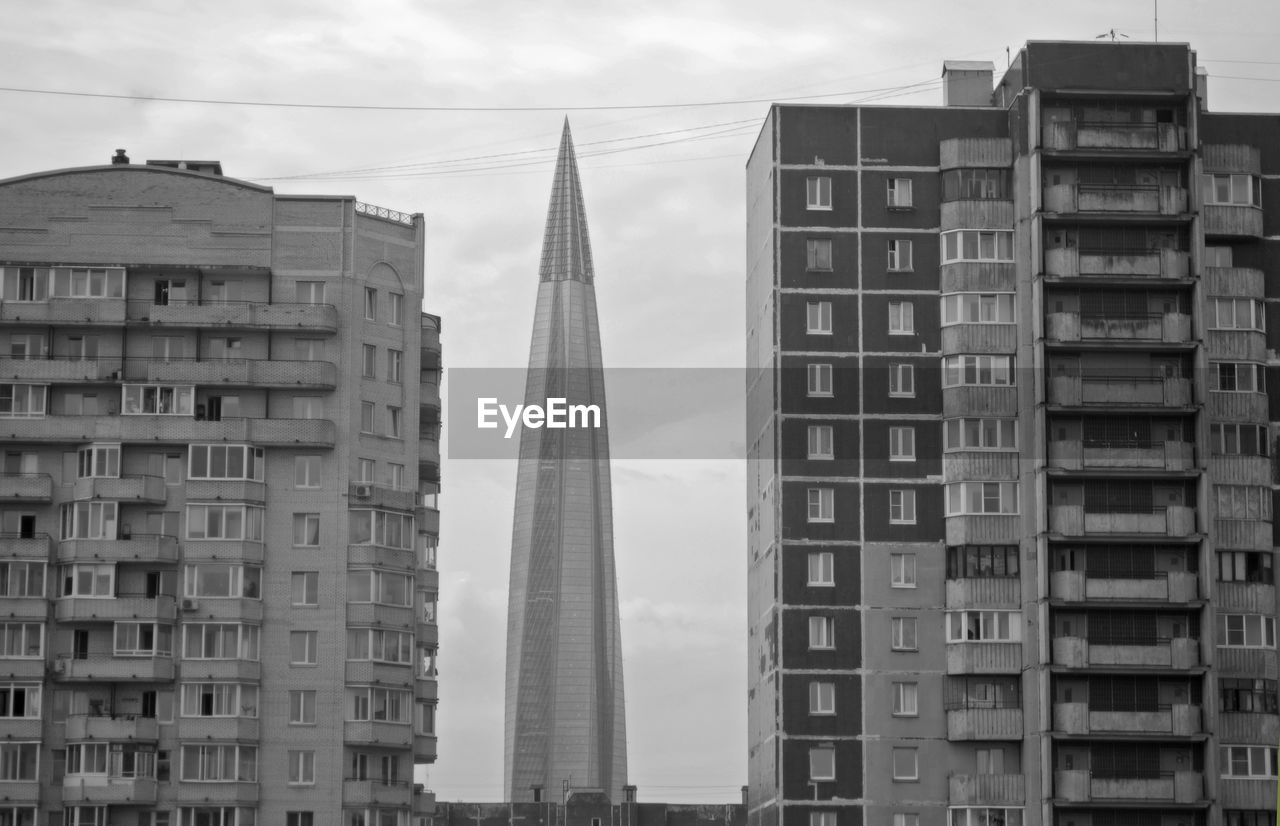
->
[[504, 119, 627, 802]]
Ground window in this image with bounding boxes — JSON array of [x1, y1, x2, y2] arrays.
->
[[0, 385, 46, 418], [1216, 614, 1276, 649], [293, 514, 320, 547], [889, 490, 915, 524], [1220, 745, 1277, 778], [891, 617, 918, 651], [77, 444, 119, 478], [183, 624, 259, 660], [362, 345, 377, 378], [807, 239, 833, 271], [1218, 551, 1273, 584], [387, 406, 402, 438], [3, 266, 49, 302], [360, 402, 376, 433], [809, 746, 835, 780], [0, 562, 43, 598], [185, 505, 264, 540], [887, 240, 913, 272], [946, 482, 1019, 515], [809, 681, 835, 715], [180, 744, 257, 781], [947, 810, 1022, 826], [886, 363, 916, 398], [947, 610, 1021, 643], [942, 168, 1011, 201], [388, 292, 404, 326], [291, 572, 319, 606], [59, 563, 113, 597], [290, 631, 318, 665], [806, 301, 832, 334], [806, 177, 832, 210], [809, 616, 835, 650], [364, 288, 377, 321], [892, 747, 918, 780], [1222, 812, 1274, 826], [205, 280, 242, 303], [947, 545, 1020, 579], [887, 178, 912, 208], [121, 384, 193, 415], [294, 456, 321, 488], [114, 622, 173, 656], [890, 554, 916, 588], [808, 425, 833, 459], [294, 338, 325, 360], [809, 813, 835, 826], [349, 510, 415, 549], [1201, 173, 1260, 206], [892, 816, 919, 826], [892, 682, 918, 716], [287, 814, 314, 826], [389, 463, 405, 489], [296, 281, 325, 304], [180, 683, 258, 718], [188, 445, 264, 481], [0, 624, 42, 658], [1213, 363, 1266, 393], [0, 743, 36, 780], [888, 427, 914, 461], [357, 458, 375, 482], [347, 628, 414, 664], [287, 750, 315, 785], [66, 335, 97, 359], [807, 364, 833, 397], [941, 230, 1014, 263], [1216, 485, 1271, 520], [807, 488, 834, 523], [347, 570, 413, 606], [888, 301, 914, 334], [1211, 424, 1269, 457], [944, 419, 1017, 451], [293, 396, 323, 419], [58, 267, 123, 299], [1213, 298, 1265, 330], [943, 355, 1013, 387], [942, 293, 1016, 324], [808, 552, 834, 586], [183, 564, 260, 599], [1221, 678, 1279, 714], [347, 686, 413, 723], [388, 349, 403, 382], [0, 684, 40, 719]]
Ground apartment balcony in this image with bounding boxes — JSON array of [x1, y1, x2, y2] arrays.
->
[[72, 474, 167, 504], [1042, 120, 1187, 153], [349, 482, 418, 513], [181, 540, 265, 564], [1214, 520, 1272, 552], [1218, 713, 1280, 745], [1044, 247, 1189, 281], [0, 780, 38, 804], [946, 707, 1023, 740], [417, 622, 439, 646], [942, 385, 1018, 418], [941, 262, 1017, 294], [345, 661, 415, 688], [343, 779, 414, 807], [0, 534, 51, 561], [66, 713, 160, 741], [174, 782, 259, 805], [1204, 266, 1264, 296], [419, 437, 441, 475], [1048, 505, 1196, 538], [57, 535, 179, 564], [946, 515, 1021, 546], [940, 324, 1017, 354], [1220, 779, 1278, 811], [1215, 582, 1276, 614], [0, 659, 46, 680], [414, 785, 436, 814], [416, 677, 438, 703], [1203, 205, 1263, 238], [1053, 702, 1202, 736], [1208, 391, 1268, 422], [418, 567, 440, 591], [54, 594, 177, 623], [1043, 184, 1187, 216], [183, 479, 266, 503], [0, 473, 52, 502], [939, 199, 1014, 231], [0, 296, 126, 324], [181, 598, 264, 623], [1046, 375, 1193, 409], [135, 357, 337, 389], [348, 544, 416, 570], [1207, 329, 1267, 363], [946, 642, 1022, 675], [62, 777, 158, 805], [949, 773, 1024, 806], [1050, 570, 1200, 604], [1208, 455, 1270, 487], [179, 717, 260, 741], [0, 356, 120, 382], [345, 720, 413, 747], [134, 299, 339, 332], [415, 733, 438, 763], [0, 594, 47, 622], [1046, 439, 1195, 472], [1045, 313, 1192, 346], [54, 655, 175, 682], [420, 377, 441, 408], [1216, 649, 1276, 680], [1051, 636, 1200, 669], [347, 602, 413, 628], [419, 506, 440, 536], [180, 660, 261, 682], [1054, 770, 1203, 804], [0, 415, 337, 447], [946, 578, 1020, 609]]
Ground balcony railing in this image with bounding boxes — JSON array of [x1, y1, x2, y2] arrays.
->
[[0, 415, 336, 447], [1044, 184, 1187, 215], [1046, 438, 1194, 471], [1046, 374, 1193, 408], [126, 357, 337, 389], [1044, 247, 1188, 280], [125, 299, 338, 332], [1053, 701, 1202, 736], [949, 773, 1025, 805], [1054, 770, 1203, 804], [1051, 635, 1200, 669], [1045, 312, 1191, 344], [1050, 570, 1199, 603], [946, 707, 1023, 740], [65, 713, 160, 741], [343, 778, 414, 806], [1049, 505, 1196, 537], [1043, 120, 1187, 153], [0, 473, 53, 501]]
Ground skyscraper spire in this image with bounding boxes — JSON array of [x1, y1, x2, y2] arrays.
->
[[504, 119, 628, 802]]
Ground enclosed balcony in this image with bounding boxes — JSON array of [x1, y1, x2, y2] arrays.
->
[[127, 299, 339, 332], [345, 720, 413, 748], [1047, 372, 1192, 409], [179, 717, 260, 741], [174, 782, 259, 805], [1216, 581, 1276, 615], [349, 482, 417, 513], [1052, 611, 1200, 669], [1042, 117, 1187, 154], [1044, 176, 1187, 216], [1044, 247, 1189, 281], [1219, 778, 1279, 811], [1054, 742, 1203, 804], [948, 773, 1024, 806], [55, 594, 177, 624], [1049, 480, 1197, 538], [414, 733, 438, 763], [0, 473, 52, 502], [1053, 675, 1202, 735], [946, 643, 1022, 675], [945, 676, 1022, 740]]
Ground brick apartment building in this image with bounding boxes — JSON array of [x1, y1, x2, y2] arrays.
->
[[0, 153, 442, 825], [746, 41, 1280, 826]]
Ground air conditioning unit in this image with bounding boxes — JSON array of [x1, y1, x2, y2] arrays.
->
[[181, 598, 198, 611], [354, 484, 372, 498]]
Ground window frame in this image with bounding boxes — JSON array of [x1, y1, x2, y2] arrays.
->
[[891, 616, 918, 651], [809, 681, 836, 716], [806, 301, 833, 335], [887, 240, 914, 272], [807, 424, 834, 460], [808, 615, 835, 650], [890, 554, 916, 588], [889, 489, 916, 525], [892, 747, 919, 781], [892, 682, 918, 717], [887, 178, 913, 209], [807, 488, 834, 523], [887, 300, 914, 334], [807, 363, 833, 397], [806, 177, 832, 211], [888, 363, 915, 398], [806, 239, 833, 272], [807, 552, 835, 587]]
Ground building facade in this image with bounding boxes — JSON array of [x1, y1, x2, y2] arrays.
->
[[746, 41, 1279, 826], [0, 154, 441, 825], [505, 121, 627, 802]]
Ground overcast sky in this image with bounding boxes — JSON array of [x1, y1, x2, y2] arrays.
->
[[3, 0, 1279, 804]]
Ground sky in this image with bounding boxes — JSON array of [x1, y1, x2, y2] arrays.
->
[[2, 0, 1279, 804]]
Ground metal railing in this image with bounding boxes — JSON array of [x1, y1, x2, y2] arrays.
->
[[355, 201, 415, 226]]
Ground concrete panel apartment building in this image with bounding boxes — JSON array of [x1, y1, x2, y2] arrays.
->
[[746, 41, 1280, 826], [0, 154, 442, 826]]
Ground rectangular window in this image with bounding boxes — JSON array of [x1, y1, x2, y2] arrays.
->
[[1216, 485, 1272, 520], [946, 482, 1019, 515], [944, 419, 1018, 451], [807, 177, 832, 210], [809, 616, 835, 650], [888, 301, 914, 334], [61, 502, 118, 540], [1220, 678, 1279, 714], [77, 444, 120, 478], [179, 744, 257, 781], [182, 624, 259, 660], [0, 684, 40, 719], [808, 552, 834, 586], [1213, 362, 1266, 393], [808, 425, 834, 459], [0, 624, 42, 658], [290, 631, 318, 665], [388, 293, 404, 326], [806, 301, 832, 334], [887, 240, 913, 272], [287, 750, 315, 785], [348, 510, 415, 550], [346, 686, 413, 723], [120, 384, 193, 416], [889, 490, 916, 524], [292, 514, 320, 547], [891, 617, 918, 651], [293, 396, 323, 419], [346, 569, 413, 606], [947, 545, 1020, 579], [890, 554, 916, 588], [892, 816, 919, 826], [0, 743, 38, 780], [360, 402, 376, 433], [947, 610, 1021, 643], [362, 345, 377, 378], [942, 293, 1016, 324], [295, 281, 325, 304], [188, 445, 264, 481], [887, 178, 913, 208], [941, 230, 1014, 263], [0, 385, 46, 418], [1213, 298, 1265, 330], [388, 349, 404, 383], [892, 747, 918, 780], [809, 682, 835, 715], [0, 562, 43, 598], [183, 564, 260, 599], [180, 683, 257, 718], [806, 239, 833, 271], [113, 622, 173, 656], [291, 572, 319, 606], [364, 288, 377, 321], [58, 267, 124, 299], [943, 355, 1013, 387], [294, 456, 321, 488], [1220, 745, 1278, 778], [942, 168, 1010, 200], [1201, 173, 1260, 206], [1211, 424, 1269, 457], [347, 628, 414, 664], [808, 488, 834, 523], [892, 682, 918, 716], [809, 746, 835, 781], [185, 505, 264, 541], [1216, 614, 1277, 649], [387, 406, 402, 438], [288, 814, 315, 826], [889, 427, 915, 461], [888, 363, 914, 397], [1218, 551, 1273, 584], [808, 364, 833, 396]]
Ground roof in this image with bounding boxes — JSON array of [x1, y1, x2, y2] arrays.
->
[[942, 60, 996, 74]]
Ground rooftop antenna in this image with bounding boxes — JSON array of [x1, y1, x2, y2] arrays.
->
[[1005, 46, 1011, 69], [1096, 29, 1130, 42], [1154, 0, 1159, 41]]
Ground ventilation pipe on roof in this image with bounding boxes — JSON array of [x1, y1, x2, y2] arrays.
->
[[111, 149, 130, 165]]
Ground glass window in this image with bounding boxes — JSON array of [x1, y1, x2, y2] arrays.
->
[[890, 554, 916, 588], [809, 682, 835, 715], [892, 682, 918, 716], [808, 616, 834, 649], [891, 617, 917, 651], [889, 490, 916, 524], [807, 488, 834, 523], [290, 631, 318, 665], [807, 177, 832, 210], [188, 445, 264, 481], [888, 301, 914, 334], [889, 364, 914, 397], [892, 748, 918, 780], [808, 425, 834, 459], [887, 240, 913, 272], [807, 239, 833, 271], [291, 572, 319, 606], [388, 293, 404, 326], [807, 552, 834, 586], [809, 746, 835, 780], [364, 288, 377, 321], [808, 364, 832, 396], [807, 301, 832, 334], [887, 178, 913, 208]]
